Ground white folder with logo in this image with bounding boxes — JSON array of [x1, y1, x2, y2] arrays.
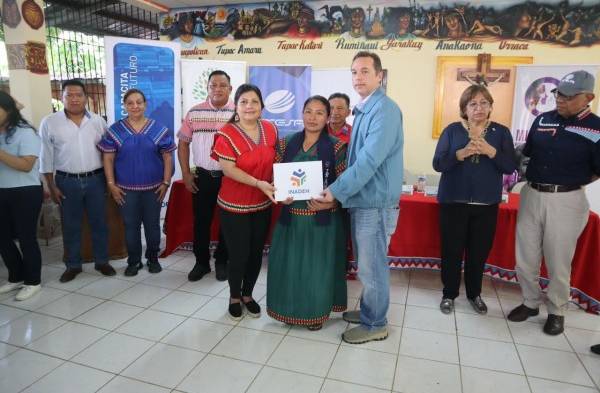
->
[[273, 161, 324, 202]]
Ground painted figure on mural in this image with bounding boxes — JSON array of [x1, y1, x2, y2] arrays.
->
[[173, 13, 205, 49], [415, 10, 441, 38], [340, 8, 366, 40], [287, 7, 320, 39], [444, 12, 466, 39], [386, 10, 416, 40], [467, 8, 503, 36], [159, 1, 600, 47], [513, 10, 533, 37]]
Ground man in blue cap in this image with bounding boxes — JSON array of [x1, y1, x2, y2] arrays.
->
[[508, 70, 600, 335]]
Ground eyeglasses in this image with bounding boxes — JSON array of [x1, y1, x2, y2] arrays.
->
[[553, 91, 583, 101], [467, 101, 491, 110]]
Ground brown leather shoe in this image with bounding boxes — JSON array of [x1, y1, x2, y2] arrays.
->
[[507, 304, 539, 322], [95, 264, 116, 277], [543, 314, 564, 335], [59, 267, 83, 283]]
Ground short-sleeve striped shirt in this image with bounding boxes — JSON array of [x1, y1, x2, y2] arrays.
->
[[177, 99, 235, 171]]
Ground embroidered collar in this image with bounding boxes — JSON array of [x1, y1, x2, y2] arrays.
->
[[123, 118, 153, 135], [233, 121, 265, 147]]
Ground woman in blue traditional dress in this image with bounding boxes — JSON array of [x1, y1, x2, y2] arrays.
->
[[98, 89, 176, 276], [267, 95, 348, 330]]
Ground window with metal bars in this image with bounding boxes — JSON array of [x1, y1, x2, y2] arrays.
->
[[43, 0, 160, 118]]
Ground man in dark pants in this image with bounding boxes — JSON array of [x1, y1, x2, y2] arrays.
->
[[39, 79, 116, 282], [178, 71, 234, 281]]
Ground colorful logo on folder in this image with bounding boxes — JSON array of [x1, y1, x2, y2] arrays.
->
[[290, 169, 306, 187]]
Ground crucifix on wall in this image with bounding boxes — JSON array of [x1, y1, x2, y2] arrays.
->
[[457, 53, 511, 86], [432, 54, 533, 138]]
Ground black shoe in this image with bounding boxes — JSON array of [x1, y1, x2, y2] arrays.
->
[[243, 299, 261, 317], [59, 267, 82, 283], [228, 302, 243, 321], [543, 314, 564, 335], [591, 344, 600, 355], [188, 263, 211, 282], [507, 304, 539, 322], [440, 298, 454, 314], [147, 258, 162, 274], [215, 264, 228, 281], [124, 262, 143, 277], [95, 263, 116, 277], [468, 296, 488, 315]]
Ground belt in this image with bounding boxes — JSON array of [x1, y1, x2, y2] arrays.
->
[[196, 167, 223, 178], [529, 182, 581, 193], [56, 168, 104, 178]]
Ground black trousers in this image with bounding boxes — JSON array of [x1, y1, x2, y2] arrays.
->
[[439, 203, 498, 300], [219, 208, 271, 299], [192, 168, 228, 269], [0, 185, 43, 285]]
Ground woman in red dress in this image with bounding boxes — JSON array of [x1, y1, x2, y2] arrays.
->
[[211, 84, 277, 320]]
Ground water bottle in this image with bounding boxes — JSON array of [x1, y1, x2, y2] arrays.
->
[[416, 175, 426, 193]]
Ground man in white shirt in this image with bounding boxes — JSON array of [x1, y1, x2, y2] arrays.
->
[[39, 79, 116, 282]]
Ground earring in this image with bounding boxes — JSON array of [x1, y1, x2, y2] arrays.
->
[[234, 113, 240, 122]]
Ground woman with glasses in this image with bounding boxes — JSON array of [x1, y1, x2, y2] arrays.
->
[[433, 85, 517, 315]]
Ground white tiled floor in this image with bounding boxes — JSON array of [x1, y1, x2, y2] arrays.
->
[[0, 239, 599, 393]]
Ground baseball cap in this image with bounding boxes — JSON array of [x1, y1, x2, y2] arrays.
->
[[551, 70, 596, 96]]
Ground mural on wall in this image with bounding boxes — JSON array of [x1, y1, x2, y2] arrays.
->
[[160, 0, 600, 49], [2, 0, 22, 29], [21, 0, 45, 30]]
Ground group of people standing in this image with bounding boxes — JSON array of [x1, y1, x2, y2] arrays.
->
[[177, 52, 403, 343], [433, 69, 599, 355], [0, 52, 598, 350]]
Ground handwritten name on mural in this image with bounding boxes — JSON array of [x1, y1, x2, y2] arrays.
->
[[435, 40, 483, 50], [380, 39, 423, 51], [216, 44, 262, 55], [181, 48, 209, 56], [276, 40, 324, 50], [334, 38, 379, 50], [498, 41, 529, 50]]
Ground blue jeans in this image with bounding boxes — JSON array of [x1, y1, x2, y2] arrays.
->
[[56, 173, 108, 268], [350, 207, 399, 329], [119, 189, 161, 265]]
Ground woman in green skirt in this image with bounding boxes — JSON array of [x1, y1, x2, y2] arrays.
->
[[267, 95, 348, 330]]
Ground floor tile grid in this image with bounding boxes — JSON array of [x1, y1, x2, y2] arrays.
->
[[0, 252, 212, 392], [491, 278, 600, 392], [2, 246, 600, 393], [386, 272, 425, 393], [563, 329, 600, 391]]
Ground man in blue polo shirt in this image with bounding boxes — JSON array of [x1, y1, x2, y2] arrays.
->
[[508, 70, 600, 335]]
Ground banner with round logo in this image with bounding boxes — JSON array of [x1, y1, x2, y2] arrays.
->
[[249, 65, 311, 136]]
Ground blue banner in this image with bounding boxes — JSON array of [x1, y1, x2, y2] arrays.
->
[[112, 43, 176, 133], [249, 65, 311, 136]]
